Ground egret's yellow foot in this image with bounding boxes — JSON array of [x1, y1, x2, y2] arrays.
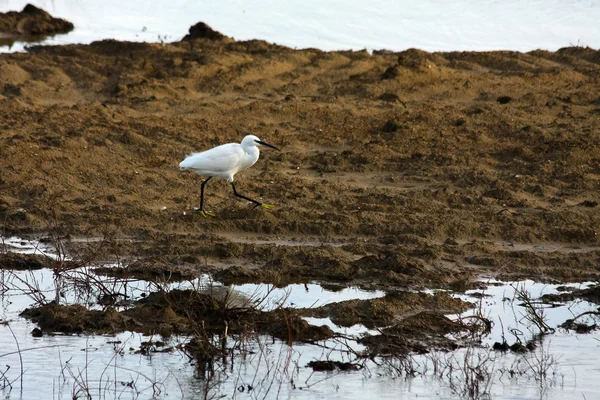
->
[[260, 203, 275, 210], [193, 208, 216, 218]]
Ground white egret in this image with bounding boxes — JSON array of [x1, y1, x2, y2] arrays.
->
[[179, 135, 279, 217]]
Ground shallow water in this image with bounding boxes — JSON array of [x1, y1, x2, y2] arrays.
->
[[1, 0, 599, 53], [1, 237, 600, 399], [1, 236, 58, 258], [233, 281, 386, 310], [447, 280, 600, 399], [0, 271, 199, 399]]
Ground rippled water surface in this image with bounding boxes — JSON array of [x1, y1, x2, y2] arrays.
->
[[1, 0, 599, 52], [1, 236, 599, 399]]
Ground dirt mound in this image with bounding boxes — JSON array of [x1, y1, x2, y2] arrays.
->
[[358, 311, 471, 355], [542, 284, 600, 304], [182, 21, 230, 41], [301, 291, 469, 329], [0, 4, 73, 36], [307, 360, 362, 371], [20, 302, 126, 333], [19, 289, 336, 341]]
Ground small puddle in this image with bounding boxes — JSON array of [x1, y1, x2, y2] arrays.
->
[[1, 235, 58, 258], [218, 232, 348, 247], [1, 236, 599, 399], [455, 237, 600, 255], [232, 282, 385, 310], [498, 241, 600, 254]]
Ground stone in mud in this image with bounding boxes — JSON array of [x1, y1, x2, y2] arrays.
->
[[381, 66, 399, 80], [496, 95, 513, 104], [509, 342, 528, 353], [482, 186, 514, 201], [31, 327, 43, 337], [307, 360, 361, 371], [378, 92, 400, 102], [382, 118, 401, 132], [492, 341, 509, 351]]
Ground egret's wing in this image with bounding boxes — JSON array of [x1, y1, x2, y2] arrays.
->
[[180, 143, 244, 173]]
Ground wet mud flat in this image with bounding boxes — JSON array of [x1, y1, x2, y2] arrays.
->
[[0, 15, 599, 398], [0, 22, 599, 288]]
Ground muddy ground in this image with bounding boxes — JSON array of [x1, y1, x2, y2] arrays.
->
[[1, 19, 600, 351]]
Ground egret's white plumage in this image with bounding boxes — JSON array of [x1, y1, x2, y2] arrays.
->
[[180, 135, 262, 182], [179, 135, 279, 216]]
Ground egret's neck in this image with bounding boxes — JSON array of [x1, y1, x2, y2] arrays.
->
[[238, 145, 260, 173], [243, 144, 260, 158]]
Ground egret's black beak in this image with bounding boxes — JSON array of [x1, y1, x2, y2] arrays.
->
[[256, 140, 279, 150]]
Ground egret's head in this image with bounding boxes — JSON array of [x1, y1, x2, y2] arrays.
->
[[242, 135, 279, 150]]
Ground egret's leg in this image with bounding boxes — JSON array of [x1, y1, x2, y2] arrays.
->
[[199, 176, 212, 210], [230, 182, 274, 209], [193, 177, 215, 217]]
